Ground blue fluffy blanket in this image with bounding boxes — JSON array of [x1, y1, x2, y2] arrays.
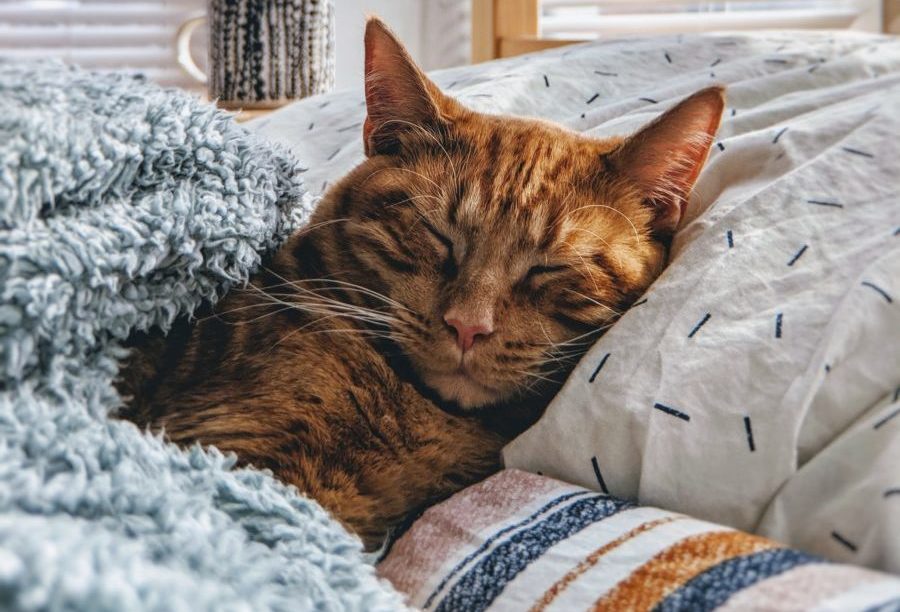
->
[[0, 62, 404, 610]]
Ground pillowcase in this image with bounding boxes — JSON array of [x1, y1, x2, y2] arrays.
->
[[502, 35, 900, 573], [377, 470, 900, 611]]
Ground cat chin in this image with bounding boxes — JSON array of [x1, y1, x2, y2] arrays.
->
[[422, 371, 505, 410]]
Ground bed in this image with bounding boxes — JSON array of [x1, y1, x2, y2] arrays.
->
[[250, 27, 900, 610]]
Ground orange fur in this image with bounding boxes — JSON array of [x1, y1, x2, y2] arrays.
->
[[118, 18, 724, 548]]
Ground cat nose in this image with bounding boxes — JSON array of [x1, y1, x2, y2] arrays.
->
[[444, 309, 494, 352]]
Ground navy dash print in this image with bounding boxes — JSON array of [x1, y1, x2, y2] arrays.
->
[[664, 51, 672, 63], [808, 64, 821, 73], [655, 548, 821, 612], [772, 127, 788, 144], [885, 489, 900, 498], [594, 70, 618, 77], [731, 108, 737, 117], [688, 313, 711, 338], [744, 416, 756, 452], [588, 353, 611, 383], [831, 530, 858, 553], [787, 244, 808, 266], [434, 495, 632, 612], [591, 456, 610, 494], [765, 58, 789, 65], [842, 147, 874, 158], [807, 199, 843, 208], [422, 490, 592, 610], [654, 402, 691, 422], [710, 58, 722, 67], [586, 93, 600, 104], [632, 298, 648, 307], [825, 364, 832, 373], [337, 123, 362, 132], [717, 142, 725, 151], [318, 100, 330, 108], [726, 230, 734, 248], [640, 97, 658, 104], [321, 180, 328, 192], [326, 148, 340, 161], [861, 281, 893, 303], [308, 121, 314, 130], [894, 227, 900, 236], [543, 74, 550, 87], [775, 313, 783, 338], [894, 386, 900, 403], [874, 407, 900, 430]]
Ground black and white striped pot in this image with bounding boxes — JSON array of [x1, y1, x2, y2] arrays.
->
[[178, 0, 334, 109]]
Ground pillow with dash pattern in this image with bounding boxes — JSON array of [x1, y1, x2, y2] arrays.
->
[[503, 37, 900, 574]]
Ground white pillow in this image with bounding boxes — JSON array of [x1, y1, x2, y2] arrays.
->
[[503, 37, 900, 574]]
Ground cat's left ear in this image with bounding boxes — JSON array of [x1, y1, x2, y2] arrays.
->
[[611, 86, 725, 234], [363, 17, 457, 157]]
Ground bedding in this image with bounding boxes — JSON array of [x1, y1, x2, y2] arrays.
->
[[251, 30, 900, 574], [0, 61, 404, 610], [378, 469, 900, 612]]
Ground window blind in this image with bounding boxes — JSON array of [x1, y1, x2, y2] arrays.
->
[[0, 0, 206, 89], [540, 0, 883, 38]]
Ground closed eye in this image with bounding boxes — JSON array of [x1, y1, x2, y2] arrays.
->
[[422, 221, 458, 276], [526, 264, 568, 279], [422, 221, 454, 255]]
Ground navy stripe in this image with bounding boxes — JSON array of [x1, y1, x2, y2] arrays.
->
[[775, 312, 783, 338], [831, 530, 858, 552], [874, 407, 900, 430], [589, 353, 611, 383], [727, 230, 734, 248], [688, 313, 711, 338], [787, 244, 807, 266], [422, 490, 591, 609], [842, 146, 874, 158], [591, 456, 609, 494], [743, 416, 756, 452], [861, 281, 893, 303], [652, 548, 822, 612], [434, 495, 632, 612], [654, 402, 691, 422]]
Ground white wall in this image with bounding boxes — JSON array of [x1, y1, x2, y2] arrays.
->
[[333, 0, 424, 91]]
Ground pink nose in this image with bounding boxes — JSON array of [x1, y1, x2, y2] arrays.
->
[[444, 312, 494, 352]]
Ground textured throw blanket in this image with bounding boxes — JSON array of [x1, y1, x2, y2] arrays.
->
[[0, 62, 404, 610]]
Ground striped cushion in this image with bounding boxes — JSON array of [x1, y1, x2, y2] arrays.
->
[[378, 470, 900, 611]]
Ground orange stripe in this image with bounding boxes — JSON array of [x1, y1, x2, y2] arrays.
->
[[591, 530, 781, 612], [530, 516, 678, 612]]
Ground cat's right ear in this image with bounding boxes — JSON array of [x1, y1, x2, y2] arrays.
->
[[363, 17, 454, 156]]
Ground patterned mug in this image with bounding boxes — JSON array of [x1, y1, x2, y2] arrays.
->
[[177, 0, 334, 109]]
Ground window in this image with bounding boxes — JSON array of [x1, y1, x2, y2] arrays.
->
[[540, 0, 883, 38], [0, 0, 207, 89]]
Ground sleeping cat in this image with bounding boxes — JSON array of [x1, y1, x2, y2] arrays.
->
[[119, 18, 724, 549]]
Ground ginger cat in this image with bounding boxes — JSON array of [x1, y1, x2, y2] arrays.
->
[[120, 19, 724, 549]]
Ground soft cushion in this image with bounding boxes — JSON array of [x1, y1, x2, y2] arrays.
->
[[378, 470, 900, 611]]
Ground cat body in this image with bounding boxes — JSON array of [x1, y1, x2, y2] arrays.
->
[[120, 19, 724, 548]]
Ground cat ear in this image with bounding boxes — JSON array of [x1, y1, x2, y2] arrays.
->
[[363, 17, 452, 156], [611, 87, 725, 234]]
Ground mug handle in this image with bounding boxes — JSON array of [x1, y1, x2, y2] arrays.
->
[[176, 14, 208, 84]]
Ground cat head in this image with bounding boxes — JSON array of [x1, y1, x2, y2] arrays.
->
[[308, 18, 723, 409]]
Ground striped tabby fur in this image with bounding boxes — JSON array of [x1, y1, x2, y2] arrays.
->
[[119, 19, 724, 548]]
